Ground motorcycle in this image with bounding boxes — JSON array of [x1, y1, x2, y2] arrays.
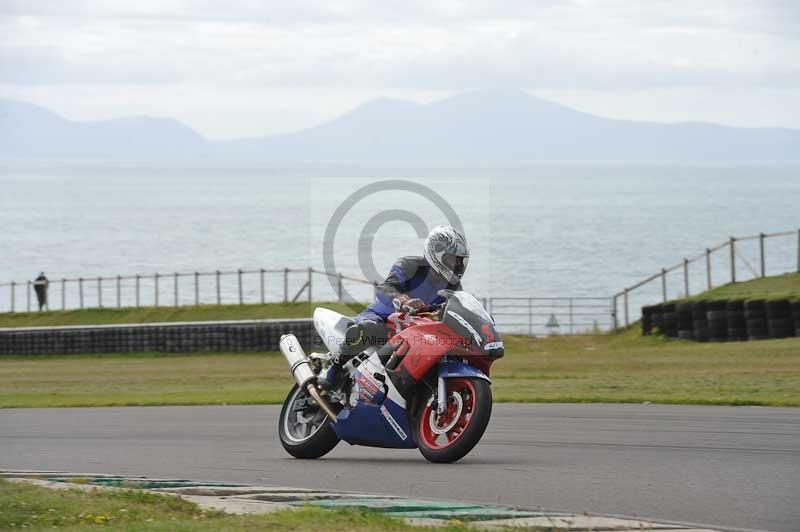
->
[[277, 290, 504, 463]]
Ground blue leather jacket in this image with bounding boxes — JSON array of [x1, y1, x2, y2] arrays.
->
[[358, 256, 462, 323]]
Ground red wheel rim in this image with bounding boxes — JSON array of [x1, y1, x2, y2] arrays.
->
[[418, 378, 476, 449]]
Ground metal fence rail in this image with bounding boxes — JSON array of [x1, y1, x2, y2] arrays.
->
[[5, 229, 797, 336], [0, 268, 377, 313], [488, 297, 614, 336], [0, 266, 618, 336], [613, 228, 800, 328]]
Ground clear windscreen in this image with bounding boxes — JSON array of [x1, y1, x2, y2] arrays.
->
[[450, 291, 493, 323]]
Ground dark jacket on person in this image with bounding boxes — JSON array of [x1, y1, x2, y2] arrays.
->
[[362, 256, 462, 321]]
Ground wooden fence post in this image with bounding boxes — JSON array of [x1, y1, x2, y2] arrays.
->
[[611, 295, 618, 330], [624, 288, 629, 327], [238, 269, 243, 305], [683, 259, 689, 297], [307, 268, 313, 304], [759, 233, 765, 277], [705, 248, 712, 290], [528, 298, 533, 335], [661, 269, 667, 302], [729, 237, 736, 283], [260, 269, 265, 304]]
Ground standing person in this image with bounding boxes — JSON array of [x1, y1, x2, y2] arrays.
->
[[33, 272, 49, 311]]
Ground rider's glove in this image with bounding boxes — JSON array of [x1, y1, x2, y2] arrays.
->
[[392, 294, 426, 315]]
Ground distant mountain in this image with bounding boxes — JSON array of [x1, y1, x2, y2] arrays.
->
[[2, 91, 799, 162], [0, 99, 209, 161]]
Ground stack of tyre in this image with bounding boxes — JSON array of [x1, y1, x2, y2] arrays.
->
[[640, 299, 799, 342], [795, 301, 800, 337]]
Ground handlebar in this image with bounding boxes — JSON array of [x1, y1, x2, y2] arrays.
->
[[407, 301, 445, 316], [392, 297, 446, 316]]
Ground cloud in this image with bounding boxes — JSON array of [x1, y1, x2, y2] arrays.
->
[[0, 44, 178, 85], [0, 1, 797, 135], [0, 1, 796, 90]]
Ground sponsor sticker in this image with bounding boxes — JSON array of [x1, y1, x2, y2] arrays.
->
[[357, 373, 380, 402], [380, 405, 408, 441]]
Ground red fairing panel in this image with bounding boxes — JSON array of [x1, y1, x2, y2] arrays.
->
[[393, 322, 459, 381]]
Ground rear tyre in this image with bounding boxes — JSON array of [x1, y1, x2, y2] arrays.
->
[[412, 377, 492, 464], [278, 384, 340, 459]]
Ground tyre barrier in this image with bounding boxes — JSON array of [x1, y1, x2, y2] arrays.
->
[[676, 302, 693, 340], [726, 300, 747, 342], [793, 301, 800, 337], [651, 304, 664, 335], [662, 303, 678, 338], [641, 305, 654, 335], [745, 300, 769, 341], [706, 300, 728, 342], [641, 299, 799, 342], [766, 300, 793, 339], [0, 319, 318, 356], [691, 301, 708, 342]]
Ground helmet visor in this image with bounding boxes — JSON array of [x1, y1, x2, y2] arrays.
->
[[443, 254, 469, 277]]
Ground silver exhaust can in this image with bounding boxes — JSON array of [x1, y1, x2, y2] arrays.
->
[[279, 334, 316, 388]]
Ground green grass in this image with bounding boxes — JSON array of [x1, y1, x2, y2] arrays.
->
[[684, 272, 800, 302], [1, 277, 799, 408], [0, 478, 480, 531], [1, 329, 798, 408], [0, 301, 364, 328]]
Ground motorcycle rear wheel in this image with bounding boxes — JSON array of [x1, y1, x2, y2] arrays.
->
[[278, 384, 340, 459], [412, 377, 492, 463]]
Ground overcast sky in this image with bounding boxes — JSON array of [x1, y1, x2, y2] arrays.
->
[[1, 0, 798, 139]]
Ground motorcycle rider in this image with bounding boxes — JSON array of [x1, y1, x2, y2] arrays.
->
[[319, 225, 469, 388]]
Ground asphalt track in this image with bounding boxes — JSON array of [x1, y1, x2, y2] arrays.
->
[[1, 404, 798, 532]]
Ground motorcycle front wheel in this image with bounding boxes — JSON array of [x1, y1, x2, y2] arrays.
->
[[411, 377, 492, 463], [278, 384, 340, 459]]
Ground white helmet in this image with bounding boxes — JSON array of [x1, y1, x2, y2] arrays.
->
[[424, 225, 469, 284]]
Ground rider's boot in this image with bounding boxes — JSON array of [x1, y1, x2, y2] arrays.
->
[[318, 321, 383, 391]]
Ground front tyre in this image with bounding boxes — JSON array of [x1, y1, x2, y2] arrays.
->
[[412, 377, 492, 463], [278, 384, 340, 459]]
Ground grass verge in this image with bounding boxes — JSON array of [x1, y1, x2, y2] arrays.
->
[[1, 329, 798, 408], [684, 272, 800, 302], [0, 478, 474, 531], [0, 302, 364, 328]]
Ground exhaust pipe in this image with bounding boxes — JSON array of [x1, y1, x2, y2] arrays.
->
[[279, 334, 337, 422]]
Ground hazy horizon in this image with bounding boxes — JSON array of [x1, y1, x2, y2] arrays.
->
[[6, 89, 799, 144]]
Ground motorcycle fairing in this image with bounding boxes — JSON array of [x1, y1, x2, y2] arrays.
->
[[332, 398, 415, 449], [392, 321, 458, 381], [438, 359, 491, 383], [313, 307, 353, 357], [331, 351, 415, 448]]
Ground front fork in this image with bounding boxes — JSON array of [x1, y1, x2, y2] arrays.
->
[[436, 375, 447, 416]]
